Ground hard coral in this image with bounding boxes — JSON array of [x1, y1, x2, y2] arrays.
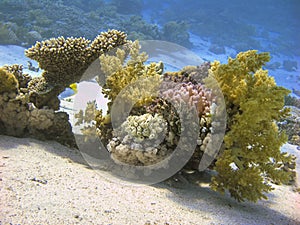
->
[[108, 113, 169, 166], [0, 65, 75, 147], [2, 64, 31, 88], [25, 29, 128, 87], [209, 50, 294, 202]]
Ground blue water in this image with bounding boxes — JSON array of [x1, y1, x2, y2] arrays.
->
[[0, 0, 299, 93], [142, 0, 300, 92]]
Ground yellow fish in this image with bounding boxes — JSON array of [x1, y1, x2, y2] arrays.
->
[[69, 83, 78, 94]]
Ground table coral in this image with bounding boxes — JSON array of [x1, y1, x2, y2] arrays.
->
[[0, 29, 128, 146], [25, 29, 128, 87]]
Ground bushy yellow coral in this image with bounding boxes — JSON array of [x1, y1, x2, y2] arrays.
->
[[209, 50, 293, 202], [210, 50, 270, 105], [99, 40, 162, 109]]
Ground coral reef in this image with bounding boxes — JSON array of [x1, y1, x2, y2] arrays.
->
[[112, 0, 144, 15], [162, 21, 192, 48], [0, 22, 20, 45], [209, 50, 294, 202], [1, 1, 222, 48], [0, 65, 74, 145], [76, 46, 295, 202], [120, 16, 161, 41], [0, 24, 296, 202], [77, 41, 218, 171], [0, 30, 129, 147]]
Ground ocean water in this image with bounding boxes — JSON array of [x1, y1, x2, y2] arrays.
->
[[0, 0, 299, 93]]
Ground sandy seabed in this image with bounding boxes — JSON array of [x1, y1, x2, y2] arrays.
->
[[0, 135, 299, 225]]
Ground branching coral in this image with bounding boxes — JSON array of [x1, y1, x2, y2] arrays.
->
[[2, 64, 31, 89], [208, 50, 294, 202], [100, 41, 154, 95], [77, 41, 217, 169], [13, 29, 294, 203]]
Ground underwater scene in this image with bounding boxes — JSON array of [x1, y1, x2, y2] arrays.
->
[[0, 0, 300, 224]]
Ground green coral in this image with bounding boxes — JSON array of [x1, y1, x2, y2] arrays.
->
[[208, 50, 294, 202], [0, 68, 18, 93]]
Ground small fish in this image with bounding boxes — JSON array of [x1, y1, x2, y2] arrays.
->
[[69, 83, 78, 94], [58, 83, 78, 99]]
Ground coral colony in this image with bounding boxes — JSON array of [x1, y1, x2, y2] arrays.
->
[[0, 30, 296, 202]]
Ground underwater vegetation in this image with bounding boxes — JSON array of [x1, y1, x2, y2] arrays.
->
[[0, 30, 296, 202]]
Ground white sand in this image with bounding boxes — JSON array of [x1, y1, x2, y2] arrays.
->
[[0, 135, 299, 225]]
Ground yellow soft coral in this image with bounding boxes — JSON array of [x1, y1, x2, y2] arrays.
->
[[209, 50, 293, 202], [210, 50, 270, 106], [99, 40, 162, 108]]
